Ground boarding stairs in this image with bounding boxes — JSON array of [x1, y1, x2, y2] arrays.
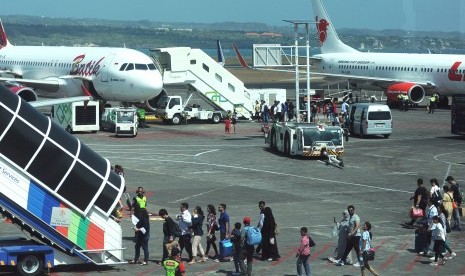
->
[[150, 47, 254, 119]]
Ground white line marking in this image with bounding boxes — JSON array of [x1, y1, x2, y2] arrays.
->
[[194, 149, 219, 157], [171, 187, 228, 203], [119, 157, 411, 194]]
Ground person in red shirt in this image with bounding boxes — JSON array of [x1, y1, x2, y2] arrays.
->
[[296, 227, 312, 276], [224, 117, 231, 135]]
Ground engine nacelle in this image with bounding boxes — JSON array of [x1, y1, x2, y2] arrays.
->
[[385, 82, 425, 105], [4, 82, 37, 102], [136, 88, 167, 112]]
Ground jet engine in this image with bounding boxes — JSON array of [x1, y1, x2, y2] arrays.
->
[[140, 89, 167, 112], [4, 81, 37, 102], [385, 82, 425, 106]]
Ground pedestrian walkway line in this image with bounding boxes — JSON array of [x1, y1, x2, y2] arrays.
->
[[310, 243, 332, 261], [405, 254, 422, 272], [271, 246, 298, 267]]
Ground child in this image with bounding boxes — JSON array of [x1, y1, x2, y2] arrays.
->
[[429, 215, 446, 266], [296, 227, 311, 276], [231, 222, 243, 275], [224, 117, 231, 135]]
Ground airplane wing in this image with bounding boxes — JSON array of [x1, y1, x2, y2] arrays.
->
[[30, 96, 93, 108], [0, 75, 91, 93], [310, 71, 437, 91]]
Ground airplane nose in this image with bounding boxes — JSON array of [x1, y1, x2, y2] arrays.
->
[[151, 70, 163, 94]]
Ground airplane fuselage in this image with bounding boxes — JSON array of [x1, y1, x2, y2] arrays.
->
[[316, 52, 465, 95], [0, 46, 163, 102]]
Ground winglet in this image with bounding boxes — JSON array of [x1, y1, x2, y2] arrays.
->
[[232, 43, 250, 69], [0, 20, 11, 49], [217, 40, 225, 66]]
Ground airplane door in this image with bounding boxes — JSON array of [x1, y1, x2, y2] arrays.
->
[[101, 54, 116, 82], [369, 62, 375, 77]]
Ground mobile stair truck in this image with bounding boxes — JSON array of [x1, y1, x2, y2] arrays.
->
[[265, 122, 345, 158], [156, 93, 223, 125], [0, 84, 126, 275]]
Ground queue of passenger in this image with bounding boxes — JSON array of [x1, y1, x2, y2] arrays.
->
[[114, 163, 462, 275]]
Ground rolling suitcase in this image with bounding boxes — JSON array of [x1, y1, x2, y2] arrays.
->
[[219, 239, 233, 259]]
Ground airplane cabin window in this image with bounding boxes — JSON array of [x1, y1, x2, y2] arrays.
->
[[203, 63, 209, 72], [135, 64, 148, 70], [190, 60, 196, 65], [147, 64, 156, 70], [125, 63, 134, 71], [119, 63, 128, 71]]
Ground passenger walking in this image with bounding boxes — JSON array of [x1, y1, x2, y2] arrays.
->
[[288, 100, 295, 121], [435, 204, 456, 260], [231, 222, 243, 274], [240, 216, 255, 276], [328, 210, 351, 264], [430, 178, 442, 207], [429, 216, 446, 266], [130, 209, 150, 266], [163, 247, 186, 276], [359, 221, 378, 276], [190, 206, 207, 264], [255, 201, 266, 256], [446, 176, 463, 231], [421, 198, 438, 256], [261, 207, 280, 261], [336, 205, 361, 266], [407, 178, 429, 226], [176, 203, 193, 263], [442, 185, 454, 228], [205, 204, 219, 259], [296, 227, 312, 276], [215, 203, 231, 262], [158, 209, 179, 263]]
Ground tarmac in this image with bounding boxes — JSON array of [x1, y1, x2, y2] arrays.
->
[[1, 105, 465, 275]]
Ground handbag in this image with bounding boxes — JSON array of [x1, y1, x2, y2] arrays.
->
[[449, 193, 458, 209], [410, 207, 424, 219], [365, 248, 375, 261]]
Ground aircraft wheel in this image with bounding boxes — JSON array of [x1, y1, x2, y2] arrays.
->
[[383, 134, 390, 138], [17, 254, 43, 276]]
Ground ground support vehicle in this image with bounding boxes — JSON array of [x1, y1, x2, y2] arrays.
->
[[0, 87, 125, 275], [101, 107, 138, 137], [156, 94, 222, 125], [348, 103, 392, 138], [265, 122, 344, 158], [451, 95, 465, 135], [51, 100, 99, 133]]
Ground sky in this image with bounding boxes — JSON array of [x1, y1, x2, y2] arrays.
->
[[2, 0, 465, 33]]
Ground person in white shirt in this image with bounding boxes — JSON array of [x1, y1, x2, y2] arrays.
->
[[429, 216, 446, 266], [177, 202, 193, 263]]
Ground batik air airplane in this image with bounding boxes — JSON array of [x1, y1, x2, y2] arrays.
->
[[0, 21, 163, 108], [311, 0, 465, 105]]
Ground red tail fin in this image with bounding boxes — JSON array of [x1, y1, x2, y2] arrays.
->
[[0, 21, 10, 49], [232, 43, 250, 69]]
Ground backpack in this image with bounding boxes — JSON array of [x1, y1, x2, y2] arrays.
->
[[168, 217, 182, 237], [245, 226, 262, 246], [264, 105, 269, 112], [231, 229, 243, 248]]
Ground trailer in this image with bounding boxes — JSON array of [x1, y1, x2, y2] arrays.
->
[[101, 107, 138, 137], [265, 122, 344, 157], [0, 84, 125, 275], [156, 94, 223, 125], [51, 100, 100, 133]]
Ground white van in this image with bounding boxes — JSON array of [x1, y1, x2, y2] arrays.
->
[[348, 103, 392, 138]]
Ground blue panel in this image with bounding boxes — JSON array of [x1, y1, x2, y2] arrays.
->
[[27, 182, 46, 219]]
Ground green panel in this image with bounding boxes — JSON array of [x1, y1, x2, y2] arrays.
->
[[77, 217, 90, 249], [67, 212, 81, 244]]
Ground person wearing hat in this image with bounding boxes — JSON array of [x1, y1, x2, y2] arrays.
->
[[240, 216, 255, 276], [446, 176, 463, 231], [163, 247, 186, 276]]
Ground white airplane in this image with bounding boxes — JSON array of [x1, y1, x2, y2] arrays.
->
[[311, 0, 465, 106], [0, 21, 163, 109]]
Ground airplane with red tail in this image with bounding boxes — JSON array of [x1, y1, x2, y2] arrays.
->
[[311, 0, 465, 106]]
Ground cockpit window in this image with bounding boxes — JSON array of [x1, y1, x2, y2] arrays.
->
[[119, 63, 128, 71], [125, 63, 134, 71], [135, 64, 148, 70], [147, 64, 156, 70]]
